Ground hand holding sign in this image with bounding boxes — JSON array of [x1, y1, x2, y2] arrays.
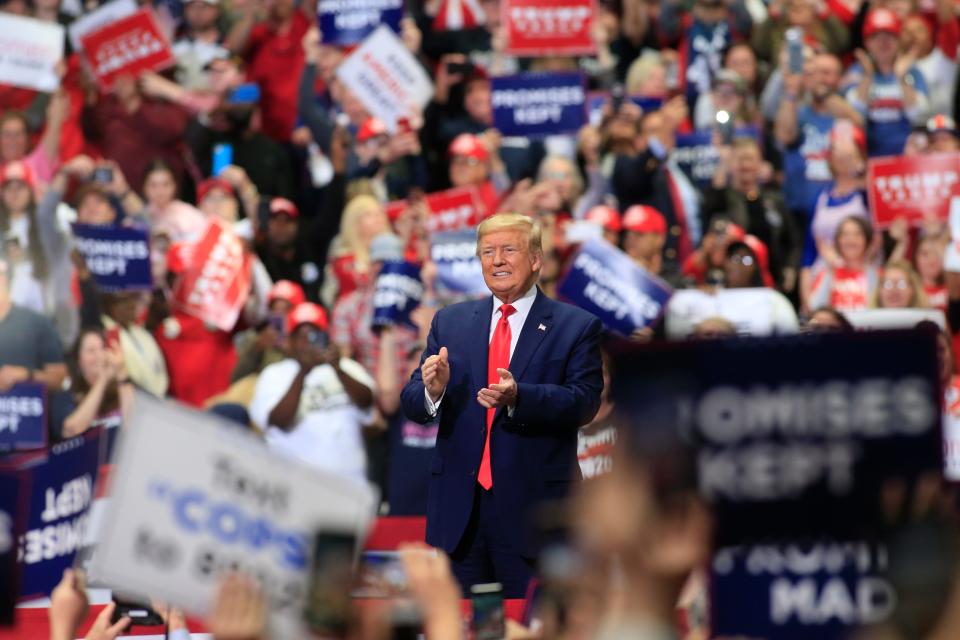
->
[[422, 347, 450, 402], [477, 368, 517, 409]]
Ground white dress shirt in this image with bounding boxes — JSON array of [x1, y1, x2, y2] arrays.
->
[[425, 285, 539, 416]]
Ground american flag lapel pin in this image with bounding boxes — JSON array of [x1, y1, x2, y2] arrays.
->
[[538, 323, 546, 332]]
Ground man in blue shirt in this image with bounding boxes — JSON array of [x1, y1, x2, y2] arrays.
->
[[843, 8, 930, 157]]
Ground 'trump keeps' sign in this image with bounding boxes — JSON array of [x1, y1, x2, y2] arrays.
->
[[73, 224, 152, 292], [491, 73, 586, 138], [0, 383, 46, 452], [173, 219, 251, 332], [385, 185, 491, 233], [318, 0, 403, 45], [80, 8, 174, 90], [502, 0, 595, 56], [17, 431, 101, 600], [336, 25, 433, 131], [90, 393, 377, 638], [557, 239, 672, 336], [372, 261, 423, 330], [0, 14, 64, 92], [867, 152, 960, 228]]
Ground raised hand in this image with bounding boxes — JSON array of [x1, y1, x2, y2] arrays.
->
[[422, 346, 450, 402]]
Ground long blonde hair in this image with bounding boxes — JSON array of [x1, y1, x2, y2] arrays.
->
[[872, 259, 928, 309], [331, 195, 389, 265]]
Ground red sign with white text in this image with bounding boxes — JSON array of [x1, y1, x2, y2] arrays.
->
[[386, 184, 493, 233], [80, 9, 174, 90], [867, 152, 960, 228], [172, 220, 251, 332], [502, 0, 596, 57]]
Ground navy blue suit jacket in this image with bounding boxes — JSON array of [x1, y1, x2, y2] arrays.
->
[[400, 288, 603, 556]]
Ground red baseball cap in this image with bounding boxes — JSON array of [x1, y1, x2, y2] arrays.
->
[[449, 133, 490, 162], [269, 197, 299, 219], [268, 279, 306, 307], [287, 302, 328, 331], [863, 8, 901, 38], [585, 205, 622, 232], [357, 118, 388, 143], [197, 177, 234, 203], [622, 205, 666, 234], [741, 234, 774, 287], [0, 161, 35, 189]]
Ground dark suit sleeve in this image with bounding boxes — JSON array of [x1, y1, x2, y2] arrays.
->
[[509, 315, 603, 431], [400, 312, 441, 425]]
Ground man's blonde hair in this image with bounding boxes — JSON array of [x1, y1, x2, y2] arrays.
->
[[476, 213, 543, 256]]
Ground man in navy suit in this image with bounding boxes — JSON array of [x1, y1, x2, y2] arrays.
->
[[401, 213, 603, 597]]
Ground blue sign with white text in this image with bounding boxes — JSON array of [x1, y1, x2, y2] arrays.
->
[[372, 261, 423, 330], [491, 73, 586, 138], [673, 125, 761, 187], [18, 431, 101, 600], [318, 0, 403, 46], [73, 224, 152, 292], [431, 228, 488, 298], [0, 383, 46, 452], [557, 239, 672, 336]]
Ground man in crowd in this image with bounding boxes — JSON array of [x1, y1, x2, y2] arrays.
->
[[401, 213, 603, 597]]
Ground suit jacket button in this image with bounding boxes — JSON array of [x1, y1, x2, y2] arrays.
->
[[670, 225, 681, 236], [469, 469, 476, 476], [665, 248, 677, 259]]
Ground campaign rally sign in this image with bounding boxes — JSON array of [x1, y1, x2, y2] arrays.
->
[[0, 383, 47, 452], [17, 431, 101, 600], [585, 91, 662, 126], [336, 25, 434, 131], [868, 152, 960, 228], [73, 224, 152, 292], [318, 0, 403, 46], [372, 261, 423, 330], [0, 470, 20, 625], [172, 219, 252, 332], [90, 393, 377, 638], [711, 541, 894, 639], [608, 330, 942, 546], [0, 14, 64, 92], [431, 228, 488, 298], [502, 0, 595, 56], [557, 239, 672, 336], [80, 8, 175, 90], [673, 126, 762, 187], [492, 73, 586, 138], [68, 0, 137, 51], [384, 185, 491, 234]]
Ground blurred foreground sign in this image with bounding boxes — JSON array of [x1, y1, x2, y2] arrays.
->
[[90, 393, 378, 638], [609, 330, 942, 545]]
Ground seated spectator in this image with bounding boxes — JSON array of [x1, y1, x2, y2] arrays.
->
[[249, 302, 375, 482], [873, 259, 929, 309], [52, 327, 133, 444], [809, 216, 879, 312], [0, 255, 66, 393]]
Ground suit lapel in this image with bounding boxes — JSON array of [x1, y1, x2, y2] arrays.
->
[[506, 287, 554, 383], [470, 297, 494, 393]]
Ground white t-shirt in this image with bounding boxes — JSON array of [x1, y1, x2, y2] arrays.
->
[[665, 287, 800, 338], [249, 358, 376, 483]]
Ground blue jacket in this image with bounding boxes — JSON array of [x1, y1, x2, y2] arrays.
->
[[400, 289, 603, 556]]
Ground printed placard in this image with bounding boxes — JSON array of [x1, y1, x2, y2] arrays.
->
[[867, 152, 960, 228], [73, 224, 152, 292], [491, 72, 586, 138]]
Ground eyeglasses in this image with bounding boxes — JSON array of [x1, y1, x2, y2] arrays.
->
[[728, 254, 754, 267], [881, 278, 909, 290], [452, 156, 481, 167]]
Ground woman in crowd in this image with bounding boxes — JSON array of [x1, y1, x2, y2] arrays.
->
[[872, 259, 928, 309], [323, 194, 390, 306], [808, 216, 879, 312], [53, 327, 134, 442], [0, 161, 49, 314], [141, 159, 207, 243], [915, 234, 948, 310], [805, 306, 855, 331]]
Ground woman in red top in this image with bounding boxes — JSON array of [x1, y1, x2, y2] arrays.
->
[[808, 216, 879, 312], [325, 195, 389, 305]]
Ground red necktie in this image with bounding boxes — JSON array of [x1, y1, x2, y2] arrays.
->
[[479, 304, 515, 490]]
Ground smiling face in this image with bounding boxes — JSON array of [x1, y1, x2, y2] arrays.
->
[[478, 228, 542, 303], [879, 266, 915, 308], [78, 331, 107, 386], [836, 219, 868, 262]]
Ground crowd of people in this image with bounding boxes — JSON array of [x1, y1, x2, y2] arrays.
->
[[5, 0, 960, 635]]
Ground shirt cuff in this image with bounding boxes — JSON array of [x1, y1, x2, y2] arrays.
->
[[424, 387, 445, 416], [168, 629, 192, 640], [507, 405, 515, 418]]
